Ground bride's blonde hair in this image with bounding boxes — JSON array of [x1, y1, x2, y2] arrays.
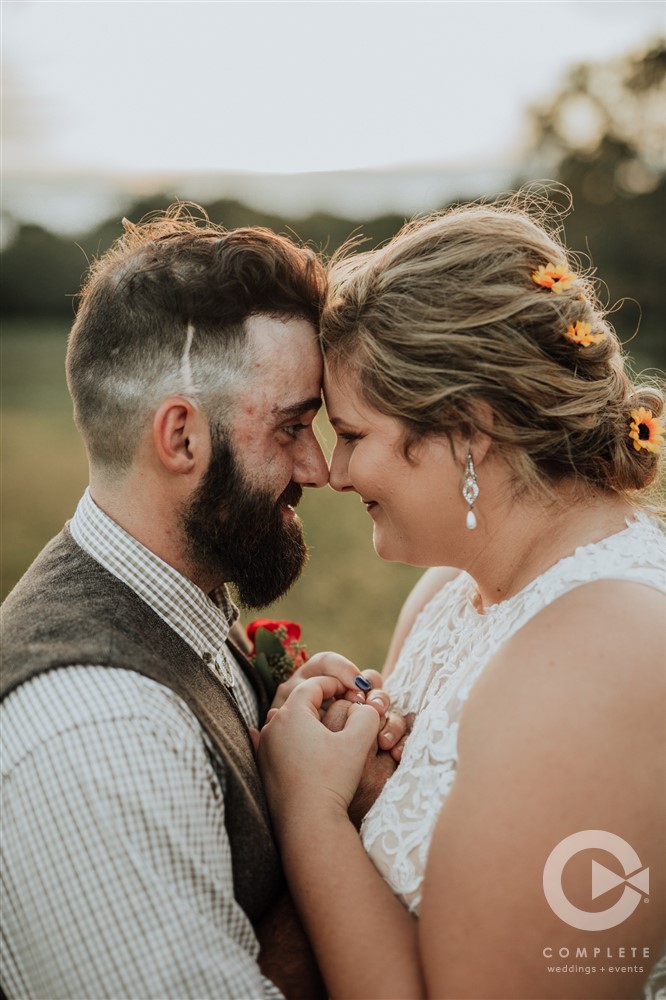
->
[[321, 190, 663, 509]]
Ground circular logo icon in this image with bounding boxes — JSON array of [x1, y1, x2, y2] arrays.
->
[[543, 830, 649, 931]]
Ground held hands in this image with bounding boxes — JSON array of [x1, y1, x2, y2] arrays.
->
[[270, 651, 383, 708], [258, 676, 383, 836], [270, 651, 407, 759], [255, 654, 411, 831], [320, 698, 407, 827]]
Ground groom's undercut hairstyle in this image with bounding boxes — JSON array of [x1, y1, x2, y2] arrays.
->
[[66, 203, 326, 472]]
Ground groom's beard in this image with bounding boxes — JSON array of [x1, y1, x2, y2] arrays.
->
[[182, 429, 308, 608]]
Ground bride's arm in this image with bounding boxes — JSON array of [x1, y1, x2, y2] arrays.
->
[[382, 567, 459, 677], [420, 580, 665, 1000], [258, 676, 425, 1000]]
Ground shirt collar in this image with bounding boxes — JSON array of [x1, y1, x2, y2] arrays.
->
[[69, 489, 239, 665]]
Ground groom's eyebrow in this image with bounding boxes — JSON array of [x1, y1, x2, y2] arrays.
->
[[275, 397, 322, 420]]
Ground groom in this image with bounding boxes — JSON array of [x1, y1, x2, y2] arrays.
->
[[0, 211, 332, 999]]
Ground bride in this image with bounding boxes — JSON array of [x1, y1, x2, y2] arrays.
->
[[258, 195, 666, 999]]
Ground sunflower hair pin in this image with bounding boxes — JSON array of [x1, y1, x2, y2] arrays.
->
[[564, 321, 606, 348], [532, 262, 576, 294], [629, 408, 664, 455]]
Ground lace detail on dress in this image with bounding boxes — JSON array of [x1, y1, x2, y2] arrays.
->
[[361, 513, 666, 916], [643, 947, 666, 1000]]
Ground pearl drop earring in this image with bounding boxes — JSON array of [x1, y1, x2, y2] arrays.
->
[[462, 453, 479, 530]]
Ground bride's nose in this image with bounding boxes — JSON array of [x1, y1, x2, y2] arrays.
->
[[328, 442, 355, 493]]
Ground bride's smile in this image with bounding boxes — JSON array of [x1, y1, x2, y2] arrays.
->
[[325, 368, 469, 567]]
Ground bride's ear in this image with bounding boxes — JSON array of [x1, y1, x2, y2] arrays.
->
[[452, 402, 494, 467]]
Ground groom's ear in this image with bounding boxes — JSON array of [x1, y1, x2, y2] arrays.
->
[[152, 396, 210, 476]]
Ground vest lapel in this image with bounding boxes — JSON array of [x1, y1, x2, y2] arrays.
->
[[226, 637, 271, 722]]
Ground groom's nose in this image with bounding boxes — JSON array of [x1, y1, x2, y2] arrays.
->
[[293, 433, 329, 489]]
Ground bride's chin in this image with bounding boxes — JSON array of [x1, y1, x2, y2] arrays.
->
[[373, 528, 434, 567], [372, 529, 404, 563]]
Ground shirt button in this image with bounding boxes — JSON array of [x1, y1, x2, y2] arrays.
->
[[215, 650, 236, 688]]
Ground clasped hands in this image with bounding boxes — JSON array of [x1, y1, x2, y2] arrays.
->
[[255, 654, 410, 831], [271, 651, 408, 759]]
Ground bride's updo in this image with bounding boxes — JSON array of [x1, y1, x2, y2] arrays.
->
[[321, 192, 663, 507]]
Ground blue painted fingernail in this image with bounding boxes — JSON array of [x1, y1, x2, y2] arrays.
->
[[354, 676, 373, 691]]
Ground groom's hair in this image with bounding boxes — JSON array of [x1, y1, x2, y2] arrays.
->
[[67, 203, 326, 472]]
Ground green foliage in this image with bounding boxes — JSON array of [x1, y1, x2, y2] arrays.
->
[[1, 225, 89, 317], [250, 628, 283, 700], [251, 627, 295, 699]]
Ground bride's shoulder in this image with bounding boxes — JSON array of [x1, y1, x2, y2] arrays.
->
[[383, 566, 460, 675], [484, 512, 666, 705], [463, 578, 665, 759], [513, 575, 664, 673], [422, 576, 665, 1000]]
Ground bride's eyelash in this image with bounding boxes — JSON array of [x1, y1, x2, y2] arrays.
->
[[338, 432, 361, 444]]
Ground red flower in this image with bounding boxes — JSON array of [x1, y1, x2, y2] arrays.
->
[[245, 620, 308, 697], [246, 619, 302, 647]]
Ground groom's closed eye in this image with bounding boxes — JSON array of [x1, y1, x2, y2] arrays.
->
[[280, 423, 310, 438]]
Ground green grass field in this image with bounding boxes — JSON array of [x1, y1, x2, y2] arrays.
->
[[1, 321, 422, 668]]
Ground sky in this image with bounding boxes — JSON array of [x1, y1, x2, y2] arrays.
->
[[2, 0, 665, 229]]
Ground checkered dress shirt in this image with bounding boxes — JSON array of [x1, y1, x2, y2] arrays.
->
[[1, 490, 283, 1000]]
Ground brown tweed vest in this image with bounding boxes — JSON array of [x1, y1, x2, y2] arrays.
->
[[0, 527, 283, 924]]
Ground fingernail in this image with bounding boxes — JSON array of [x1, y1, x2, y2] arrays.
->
[[381, 731, 396, 745], [354, 676, 373, 692]]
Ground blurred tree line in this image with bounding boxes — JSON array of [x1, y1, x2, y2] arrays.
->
[[2, 40, 664, 369], [521, 39, 665, 370]]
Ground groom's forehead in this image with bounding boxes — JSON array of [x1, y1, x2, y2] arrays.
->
[[238, 315, 323, 410], [245, 314, 321, 368]]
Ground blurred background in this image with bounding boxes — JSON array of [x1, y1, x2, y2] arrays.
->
[[2, 1, 665, 667]]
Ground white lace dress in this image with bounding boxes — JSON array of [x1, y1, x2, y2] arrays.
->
[[361, 512, 666, 918]]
